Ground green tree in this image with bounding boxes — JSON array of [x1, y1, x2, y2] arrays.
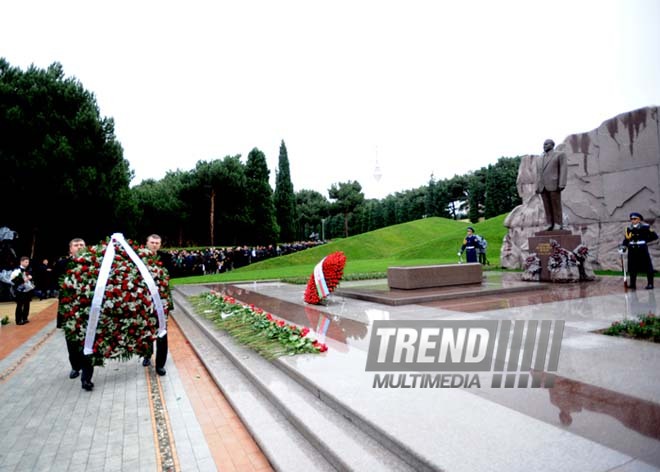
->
[[182, 156, 249, 246], [466, 168, 487, 223], [484, 156, 522, 218], [0, 59, 132, 257], [245, 148, 279, 245], [328, 181, 365, 238], [212, 156, 249, 245], [445, 175, 468, 219], [131, 170, 189, 246], [273, 140, 296, 242], [393, 187, 426, 224], [192, 159, 225, 246], [295, 189, 330, 240]]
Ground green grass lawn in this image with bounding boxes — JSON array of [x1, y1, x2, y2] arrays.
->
[[172, 215, 510, 285]]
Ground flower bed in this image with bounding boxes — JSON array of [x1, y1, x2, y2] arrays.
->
[[59, 236, 172, 366], [303, 251, 346, 305], [602, 313, 660, 343], [192, 291, 328, 359]]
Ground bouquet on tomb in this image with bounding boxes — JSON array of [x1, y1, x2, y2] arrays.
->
[[303, 251, 346, 305], [58, 234, 172, 366]]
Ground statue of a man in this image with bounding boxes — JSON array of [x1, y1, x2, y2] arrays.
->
[[536, 139, 567, 230]]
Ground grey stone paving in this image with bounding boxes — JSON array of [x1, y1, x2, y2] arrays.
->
[[0, 327, 214, 472]]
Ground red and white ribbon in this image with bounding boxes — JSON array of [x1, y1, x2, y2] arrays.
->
[[313, 257, 330, 300]]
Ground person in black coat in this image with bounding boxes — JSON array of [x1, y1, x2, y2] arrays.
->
[[142, 234, 171, 376], [620, 212, 658, 290], [56, 238, 95, 391], [11, 256, 33, 325]]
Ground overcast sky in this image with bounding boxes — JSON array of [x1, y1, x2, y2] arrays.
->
[[2, 0, 659, 199]]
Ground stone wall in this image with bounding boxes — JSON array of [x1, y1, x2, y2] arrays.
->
[[501, 106, 660, 271]]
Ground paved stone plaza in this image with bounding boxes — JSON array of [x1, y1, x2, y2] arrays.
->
[[1, 274, 659, 471]]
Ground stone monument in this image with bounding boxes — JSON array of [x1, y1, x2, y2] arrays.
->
[[502, 106, 660, 273]]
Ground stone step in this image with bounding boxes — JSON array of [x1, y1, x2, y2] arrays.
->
[[171, 293, 335, 472], [172, 290, 418, 472]]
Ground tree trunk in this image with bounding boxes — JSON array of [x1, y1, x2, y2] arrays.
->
[[343, 213, 349, 238], [209, 188, 216, 246], [30, 227, 38, 259]]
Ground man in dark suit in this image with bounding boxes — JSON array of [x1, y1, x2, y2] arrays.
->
[[536, 139, 567, 231], [55, 238, 93, 389], [142, 234, 171, 376], [11, 256, 33, 325]]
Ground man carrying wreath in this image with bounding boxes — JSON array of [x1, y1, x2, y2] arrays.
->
[[141, 234, 171, 376], [56, 238, 95, 390]]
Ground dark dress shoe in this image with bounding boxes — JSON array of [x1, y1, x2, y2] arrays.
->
[[82, 381, 94, 391], [69, 370, 80, 379], [646, 285, 654, 290], [156, 367, 167, 376], [142, 358, 151, 366]]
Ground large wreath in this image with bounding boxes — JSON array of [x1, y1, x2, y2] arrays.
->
[[58, 235, 172, 366], [303, 251, 346, 305]]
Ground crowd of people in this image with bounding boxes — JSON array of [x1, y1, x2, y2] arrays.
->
[[0, 234, 327, 391], [164, 240, 327, 277], [0, 239, 328, 299]]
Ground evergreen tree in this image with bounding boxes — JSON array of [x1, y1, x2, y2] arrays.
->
[[245, 148, 279, 245], [467, 168, 487, 223], [295, 189, 330, 240], [328, 180, 365, 238], [274, 140, 296, 242], [0, 59, 132, 257], [484, 156, 522, 218]]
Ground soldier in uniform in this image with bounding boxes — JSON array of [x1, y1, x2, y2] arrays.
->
[[620, 212, 658, 290], [459, 227, 480, 263]]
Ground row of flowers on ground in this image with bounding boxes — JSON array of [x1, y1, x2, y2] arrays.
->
[[194, 252, 346, 357], [197, 291, 328, 358]]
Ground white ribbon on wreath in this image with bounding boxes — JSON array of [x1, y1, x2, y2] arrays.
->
[[313, 256, 330, 300], [83, 233, 167, 355]]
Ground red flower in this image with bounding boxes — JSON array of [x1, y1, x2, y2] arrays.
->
[[304, 252, 346, 304]]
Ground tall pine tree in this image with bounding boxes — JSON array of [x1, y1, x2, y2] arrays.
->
[[245, 148, 279, 245], [274, 140, 296, 242]]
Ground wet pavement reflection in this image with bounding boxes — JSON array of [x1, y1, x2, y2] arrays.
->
[[421, 275, 631, 312], [471, 373, 660, 466], [201, 279, 660, 466]]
